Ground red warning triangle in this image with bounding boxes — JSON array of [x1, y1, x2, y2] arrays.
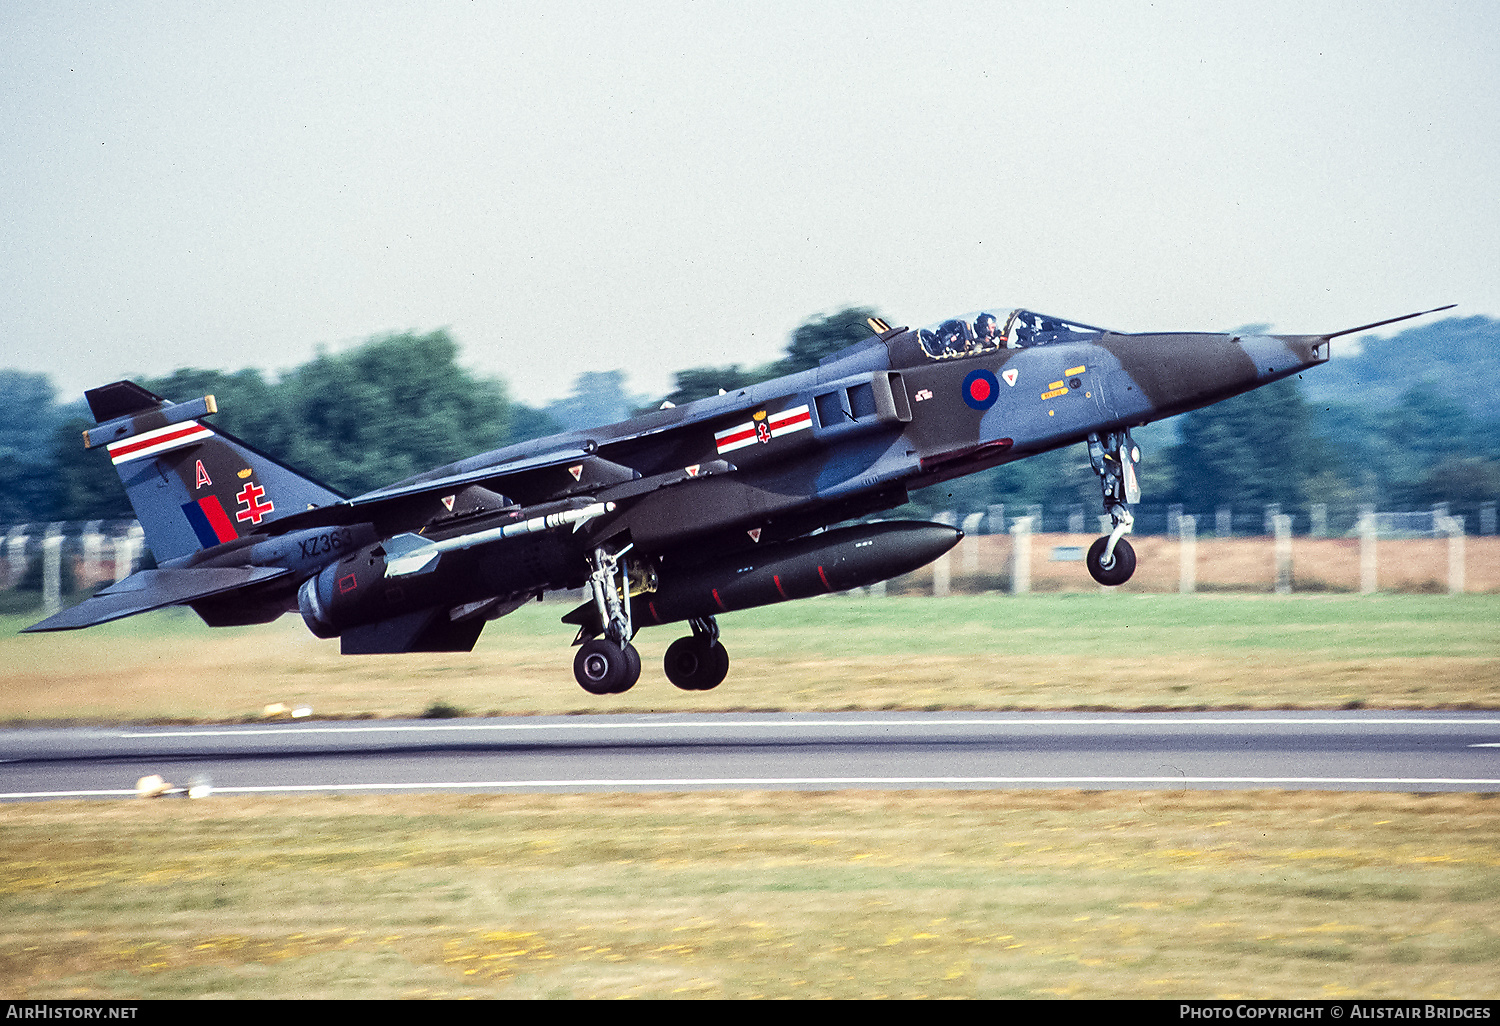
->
[[747, 528, 762, 543], [568, 465, 584, 481], [440, 495, 455, 511], [685, 464, 700, 477]]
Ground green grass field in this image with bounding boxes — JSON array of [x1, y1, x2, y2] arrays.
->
[[3, 592, 1498, 721], [3, 593, 1498, 999], [4, 791, 1499, 999]]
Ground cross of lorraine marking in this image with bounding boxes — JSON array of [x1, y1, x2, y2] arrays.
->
[[235, 482, 275, 524]]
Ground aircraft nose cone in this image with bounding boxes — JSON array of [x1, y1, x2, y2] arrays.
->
[[1241, 332, 1330, 378], [1272, 334, 1331, 366]]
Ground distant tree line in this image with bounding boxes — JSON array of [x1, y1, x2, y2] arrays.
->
[[1, 330, 522, 522], [3, 313, 1498, 529]]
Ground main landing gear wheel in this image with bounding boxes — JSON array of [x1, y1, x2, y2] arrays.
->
[[1086, 536, 1136, 586], [663, 635, 730, 691], [574, 638, 641, 694]]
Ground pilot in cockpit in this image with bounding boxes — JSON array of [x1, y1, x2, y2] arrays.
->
[[973, 313, 1000, 350], [1012, 314, 1035, 347], [935, 319, 969, 355]]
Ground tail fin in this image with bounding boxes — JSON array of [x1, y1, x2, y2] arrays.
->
[[84, 381, 345, 564]]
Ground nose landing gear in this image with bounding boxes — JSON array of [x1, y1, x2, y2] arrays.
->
[[1087, 429, 1140, 587], [1086, 534, 1136, 586]]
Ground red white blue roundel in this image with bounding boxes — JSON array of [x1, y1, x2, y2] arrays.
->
[[962, 369, 1000, 410]]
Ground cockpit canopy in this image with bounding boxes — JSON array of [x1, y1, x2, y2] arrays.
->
[[917, 308, 1109, 360]]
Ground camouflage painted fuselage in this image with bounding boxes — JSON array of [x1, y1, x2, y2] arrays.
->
[[388, 323, 1328, 565], [26, 308, 1342, 662]]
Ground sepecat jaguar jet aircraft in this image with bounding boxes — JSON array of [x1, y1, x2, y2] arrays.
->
[[25, 303, 1452, 694]]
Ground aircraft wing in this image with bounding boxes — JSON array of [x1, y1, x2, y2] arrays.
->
[[258, 445, 735, 538], [22, 566, 292, 632], [347, 447, 604, 505], [255, 447, 618, 535]]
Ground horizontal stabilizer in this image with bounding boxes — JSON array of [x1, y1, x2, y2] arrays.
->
[[23, 566, 291, 632], [84, 394, 218, 452]]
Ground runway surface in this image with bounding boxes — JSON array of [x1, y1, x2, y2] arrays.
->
[[3, 711, 1499, 800]]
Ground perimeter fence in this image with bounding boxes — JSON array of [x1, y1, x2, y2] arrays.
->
[[3, 501, 1499, 621], [958, 500, 1499, 540]]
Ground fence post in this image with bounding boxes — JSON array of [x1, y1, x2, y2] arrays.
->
[[961, 513, 986, 575], [1009, 516, 1032, 595], [1263, 503, 1281, 536], [82, 520, 104, 587], [1216, 506, 1232, 538], [1310, 503, 1328, 538], [1481, 501, 1496, 537], [1179, 514, 1196, 594], [6, 525, 28, 589], [987, 504, 1006, 535], [114, 523, 143, 583], [932, 512, 956, 597], [1445, 515, 1465, 595], [1273, 514, 1293, 594], [42, 525, 63, 617], [1359, 513, 1377, 594]]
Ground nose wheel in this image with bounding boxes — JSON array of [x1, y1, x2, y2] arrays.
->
[[1086, 535, 1136, 586]]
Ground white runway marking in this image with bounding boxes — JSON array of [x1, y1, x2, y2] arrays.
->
[[116, 715, 1500, 738], [7, 775, 1500, 799]]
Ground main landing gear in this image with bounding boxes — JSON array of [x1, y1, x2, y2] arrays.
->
[[663, 616, 729, 691], [574, 637, 640, 695], [574, 544, 641, 694], [1086, 428, 1140, 587], [572, 546, 731, 694]]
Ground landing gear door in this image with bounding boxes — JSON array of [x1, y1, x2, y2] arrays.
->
[[1123, 438, 1141, 504]]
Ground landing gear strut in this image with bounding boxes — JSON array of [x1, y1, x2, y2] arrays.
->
[[574, 544, 642, 694], [1086, 429, 1140, 586], [663, 616, 729, 691]]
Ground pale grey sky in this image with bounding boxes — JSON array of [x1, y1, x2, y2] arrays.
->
[[3, 1, 1497, 405]]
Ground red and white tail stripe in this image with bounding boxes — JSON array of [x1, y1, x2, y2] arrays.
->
[[107, 422, 216, 465]]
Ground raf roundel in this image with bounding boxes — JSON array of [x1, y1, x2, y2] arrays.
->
[[961, 369, 1000, 411]]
